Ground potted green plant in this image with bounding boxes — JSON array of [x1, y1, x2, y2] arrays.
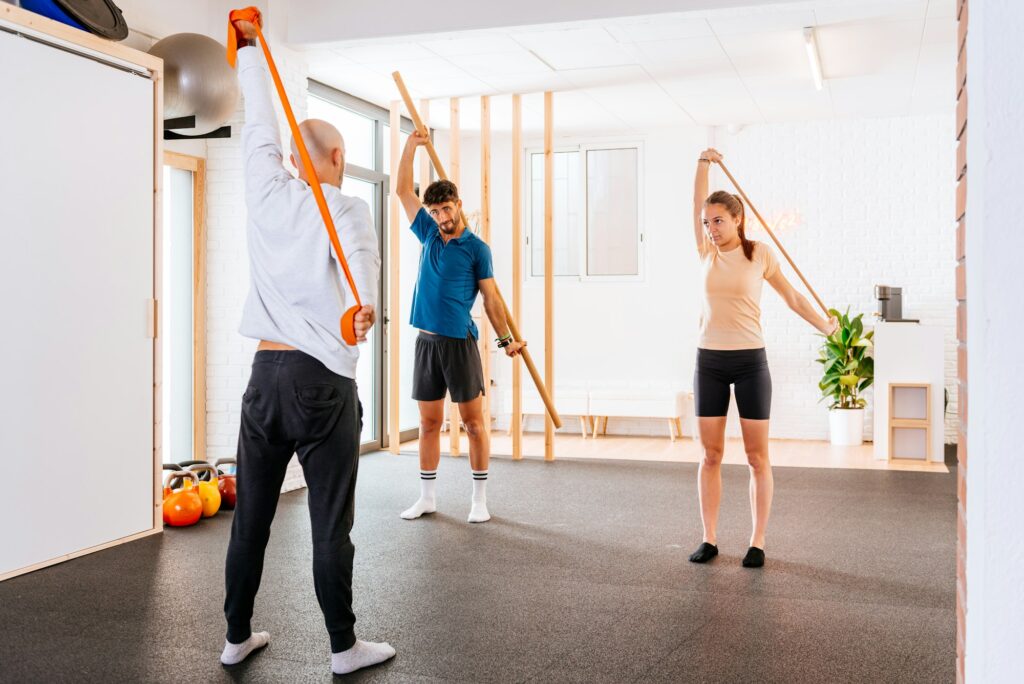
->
[[817, 308, 874, 445]]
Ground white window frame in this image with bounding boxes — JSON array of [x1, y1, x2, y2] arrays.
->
[[524, 140, 645, 283]]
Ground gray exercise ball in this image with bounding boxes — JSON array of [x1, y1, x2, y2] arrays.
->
[[149, 33, 239, 136]]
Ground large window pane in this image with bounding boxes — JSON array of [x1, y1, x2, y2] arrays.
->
[[382, 125, 410, 177], [530, 151, 581, 276], [161, 166, 194, 462], [308, 96, 375, 169], [344, 176, 378, 444], [586, 148, 639, 276]]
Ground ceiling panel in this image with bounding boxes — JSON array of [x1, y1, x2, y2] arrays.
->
[[816, 20, 924, 79], [334, 42, 436, 64], [632, 35, 734, 79], [717, 29, 810, 81], [828, 73, 914, 117], [445, 51, 554, 78], [300, 0, 958, 133], [605, 15, 713, 42], [707, 7, 817, 36], [513, 27, 638, 70], [421, 33, 525, 56]]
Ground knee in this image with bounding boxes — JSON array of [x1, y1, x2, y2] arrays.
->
[[746, 451, 769, 473], [462, 418, 485, 438], [701, 446, 723, 468], [420, 417, 442, 435]]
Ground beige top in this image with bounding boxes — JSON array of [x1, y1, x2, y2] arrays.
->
[[698, 239, 780, 350]]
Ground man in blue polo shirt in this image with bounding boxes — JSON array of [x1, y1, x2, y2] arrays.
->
[[396, 130, 525, 523]]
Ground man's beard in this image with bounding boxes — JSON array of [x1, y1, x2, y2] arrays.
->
[[439, 220, 457, 234]]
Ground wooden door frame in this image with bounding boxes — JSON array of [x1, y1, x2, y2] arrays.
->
[[163, 151, 207, 462]]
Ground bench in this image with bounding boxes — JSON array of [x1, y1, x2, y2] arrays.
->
[[588, 389, 694, 441]]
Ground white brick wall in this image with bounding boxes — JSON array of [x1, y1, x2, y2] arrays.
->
[[717, 115, 958, 443], [454, 114, 957, 444], [204, 43, 310, 490]]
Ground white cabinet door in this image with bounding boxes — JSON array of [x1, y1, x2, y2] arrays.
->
[[0, 29, 155, 576]]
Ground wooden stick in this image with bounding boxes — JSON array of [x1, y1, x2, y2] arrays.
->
[[388, 101, 402, 454], [448, 97, 462, 457], [480, 95, 492, 434], [715, 160, 829, 317], [543, 91, 555, 462], [511, 94, 523, 460], [393, 71, 563, 429]]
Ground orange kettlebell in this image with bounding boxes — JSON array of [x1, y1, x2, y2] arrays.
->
[[215, 458, 237, 510], [187, 463, 222, 518], [163, 470, 203, 527]]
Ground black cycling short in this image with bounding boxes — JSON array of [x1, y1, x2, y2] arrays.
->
[[412, 332, 485, 404], [694, 348, 772, 420]]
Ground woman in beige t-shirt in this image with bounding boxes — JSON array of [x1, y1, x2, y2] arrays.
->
[[689, 148, 837, 568]]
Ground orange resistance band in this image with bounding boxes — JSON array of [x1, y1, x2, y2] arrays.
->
[[227, 7, 363, 344]]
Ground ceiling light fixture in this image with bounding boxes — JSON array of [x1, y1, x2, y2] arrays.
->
[[803, 26, 823, 91]]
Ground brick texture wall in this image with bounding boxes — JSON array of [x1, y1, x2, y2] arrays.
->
[[718, 115, 958, 443], [203, 43, 310, 491], [955, 1, 968, 682]]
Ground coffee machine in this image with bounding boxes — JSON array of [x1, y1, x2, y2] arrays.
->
[[875, 285, 918, 322]]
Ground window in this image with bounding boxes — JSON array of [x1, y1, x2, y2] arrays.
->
[[307, 80, 421, 449], [527, 142, 643, 280], [307, 96, 375, 169]]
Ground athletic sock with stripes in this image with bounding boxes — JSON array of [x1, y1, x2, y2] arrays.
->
[[400, 470, 437, 520], [468, 470, 490, 523]]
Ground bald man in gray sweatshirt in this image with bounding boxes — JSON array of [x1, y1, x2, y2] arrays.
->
[[220, 19, 395, 676]]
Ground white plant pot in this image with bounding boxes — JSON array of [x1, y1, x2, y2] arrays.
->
[[829, 408, 865, 446]]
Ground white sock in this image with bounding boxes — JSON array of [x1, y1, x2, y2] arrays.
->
[[468, 470, 490, 523], [400, 470, 437, 520], [220, 631, 270, 666], [331, 639, 397, 675]]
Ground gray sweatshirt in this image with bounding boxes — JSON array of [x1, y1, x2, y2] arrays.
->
[[236, 46, 379, 379]]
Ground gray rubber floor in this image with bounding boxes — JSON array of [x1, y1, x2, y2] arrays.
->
[[0, 452, 955, 683]]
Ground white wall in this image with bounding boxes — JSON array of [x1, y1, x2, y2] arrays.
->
[[116, 0, 310, 489], [441, 113, 956, 442], [964, 1, 1024, 681], [716, 115, 957, 442]]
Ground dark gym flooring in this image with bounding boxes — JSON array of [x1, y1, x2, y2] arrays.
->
[[0, 452, 955, 683]]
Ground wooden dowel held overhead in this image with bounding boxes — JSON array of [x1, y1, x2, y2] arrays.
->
[[715, 160, 830, 317], [393, 70, 563, 430]]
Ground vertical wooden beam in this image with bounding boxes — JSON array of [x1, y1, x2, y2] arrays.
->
[[511, 94, 523, 461], [480, 95, 492, 435], [388, 101, 402, 454], [448, 97, 462, 457], [544, 91, 555, 462], [192, 157, 207, 462]]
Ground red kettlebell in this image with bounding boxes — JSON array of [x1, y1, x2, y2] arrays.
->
[[215, 458, 237, 510], [163, 470, 203, 527]]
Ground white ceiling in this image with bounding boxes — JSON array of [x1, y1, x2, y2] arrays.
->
[[300, 0, 957, 133]]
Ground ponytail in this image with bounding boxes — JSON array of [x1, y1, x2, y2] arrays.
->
[[734, 194, 754, 261]]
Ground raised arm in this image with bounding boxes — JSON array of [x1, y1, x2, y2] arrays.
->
[[693, 148, 721, 255], [233, 21, 294, 212], [397, 131, 429, 223]]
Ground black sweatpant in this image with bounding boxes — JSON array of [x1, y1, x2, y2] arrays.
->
[[224, 350, 361, 653]]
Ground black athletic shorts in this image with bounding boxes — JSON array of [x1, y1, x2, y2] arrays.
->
[[412, 332, 485, 403], [694, 348, 772, 420]]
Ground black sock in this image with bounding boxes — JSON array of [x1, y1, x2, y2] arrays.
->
[[688, 542, 718, 563], [742, 546, 765, 568]]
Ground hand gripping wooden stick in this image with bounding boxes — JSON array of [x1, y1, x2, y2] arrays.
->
[[715, 160, 830, 317], [392, 71, 563, 429]]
